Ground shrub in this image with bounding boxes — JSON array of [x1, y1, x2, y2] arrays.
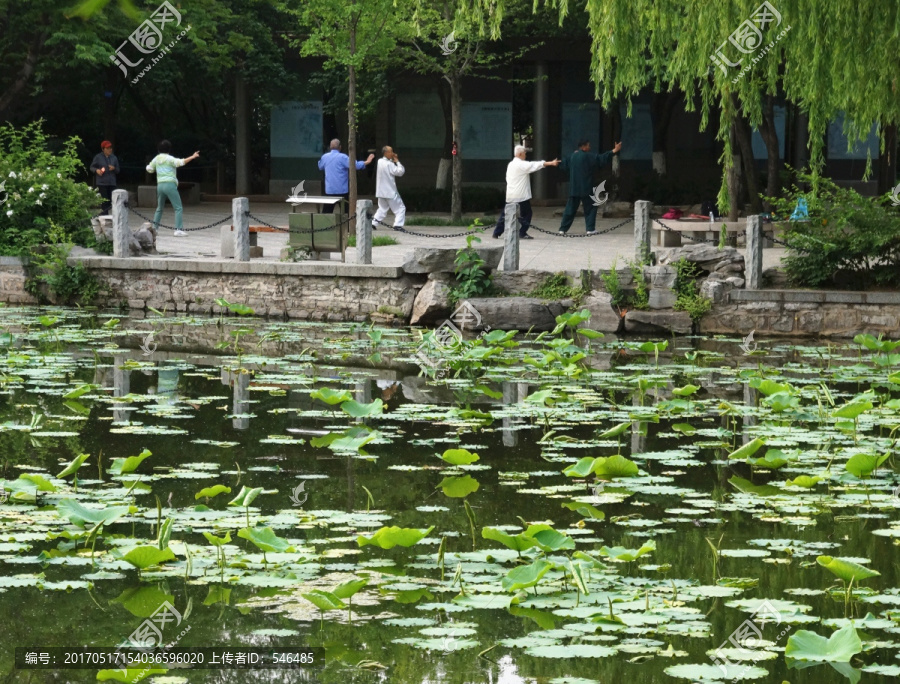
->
[[529, 272, 584, 302], [0, 121, 101, 255], [449, 234, 494, 305], [672, 257, 711, 322], [767, 170, 900, 288], [25, 224, 104, 306]]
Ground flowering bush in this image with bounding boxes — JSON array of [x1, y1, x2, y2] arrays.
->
[[0, 121, 101, 255]]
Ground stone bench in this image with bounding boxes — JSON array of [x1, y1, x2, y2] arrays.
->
[[137, 182, 201, 208], [653, 219, 779, 248]]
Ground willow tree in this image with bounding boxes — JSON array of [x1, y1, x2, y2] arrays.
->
[[460, 0, 900, 212]]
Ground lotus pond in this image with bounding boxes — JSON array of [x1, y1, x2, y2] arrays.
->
[[1, 307, 900, 683]]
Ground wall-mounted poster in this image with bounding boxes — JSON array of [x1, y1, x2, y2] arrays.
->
[[751, 106, 786, 159], [561, 103, 601, 155], [828, 113, 879, 159], [618, 103, 652, 160], [460, 102, 512, 159], [396, 91, 445, 148], [271, 101, 323, 158]]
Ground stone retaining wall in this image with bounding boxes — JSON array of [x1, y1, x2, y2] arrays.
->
[[701, 289, 900, 337], [67, 257, 424, 322]]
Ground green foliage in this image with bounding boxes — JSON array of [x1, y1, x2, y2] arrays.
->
[[347, 235, 399, 247], [449, 234, 494, 305], [529, 272, 584, 302], [627, 259, 649, 310], [672, 257, 711, 322], [768, 171, 900, 288], [24, 224, 104, 306], [600, 257, 626, 307], [0, 121, 100, 253]]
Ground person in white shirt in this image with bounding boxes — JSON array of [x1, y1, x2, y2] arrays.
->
[[493, 145, 560, 239], [373, 145, 406, 229]]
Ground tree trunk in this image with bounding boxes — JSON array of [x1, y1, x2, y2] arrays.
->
[[609, 99, 622, 178], [347, 24, 358, 220], [732, 95, 761, 214], [435, 77, 453, 191], [450, 72, 462, 221], [877, 121, 897, 195], [235, 73, 250, 195], [758, 94, 781, 211], [651, 92, 679, 176], [727, 120, 742, 221]]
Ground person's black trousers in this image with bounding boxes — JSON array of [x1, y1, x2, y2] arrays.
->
[[492, 199, 532, 238], [322, 193, 349, 214], [98, 185, 115, 215]]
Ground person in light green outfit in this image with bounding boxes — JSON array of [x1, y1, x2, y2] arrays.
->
[[146, 140, 199, 236]]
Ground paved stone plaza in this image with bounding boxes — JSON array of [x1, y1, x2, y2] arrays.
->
[[128, 201, 788, 272]]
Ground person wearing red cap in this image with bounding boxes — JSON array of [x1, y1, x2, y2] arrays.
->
[[90, 141, 119, 215]]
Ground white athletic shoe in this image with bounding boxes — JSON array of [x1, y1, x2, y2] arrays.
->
[[174, 230, 187, 237]]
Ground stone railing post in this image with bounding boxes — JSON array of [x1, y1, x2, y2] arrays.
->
[[356, 199, 373, 265], [745, 214, 763, 290], [232, 197, 249, 262], [634, 199, 651, 263], [502, 202, 519, 271], [112, 189, 130, 258]]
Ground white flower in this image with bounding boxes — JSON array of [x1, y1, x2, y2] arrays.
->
[[8, 171, 15, 178], [57, 173, 61, 178], [27, 187, 34, 193], [39, 192, 46, 199], [5, 210, 11, 217], [35, 199, 42, 206], [41, 184, 48, 190]]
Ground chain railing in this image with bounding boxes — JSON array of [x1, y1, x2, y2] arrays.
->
[[245, 212, 356, 235], [126, 204, 232, 232], [526, 217, 632, 238]]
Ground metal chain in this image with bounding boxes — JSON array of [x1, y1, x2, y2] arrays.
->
[[126, 204, 231, 232], [770, 235, 812, 253], [375, 216, 482, 237], [526, 217, 632, 238], [245, 212, 357, 234]]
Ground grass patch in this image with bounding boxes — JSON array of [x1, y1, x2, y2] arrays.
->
[[347, 235, 399, 247], [406, 216, 497, 227], [529, 272, 585, 302]]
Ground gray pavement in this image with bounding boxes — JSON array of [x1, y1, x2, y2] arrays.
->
[[127, 202, 787, 272]]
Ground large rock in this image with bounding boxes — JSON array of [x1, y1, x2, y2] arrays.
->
[[625, 310, 693, 335], [461, 296, 566, 331], [402, 246, 503, 274], [410, 279, 452, 326], [643, 265, 677, 289], [580, 292, 622, 333], [762, 267, 789, 288], [699, 279, 732, 304], [649, 288, 677, 309], [132, 222, 158, 255], [659, 244, 744, 275]]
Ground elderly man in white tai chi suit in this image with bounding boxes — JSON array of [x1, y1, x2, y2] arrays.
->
[[492, 145, 559, 239], [372, 145, 406, 229]]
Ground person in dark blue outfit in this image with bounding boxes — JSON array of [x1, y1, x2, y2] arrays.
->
[[557, 140, 622, 234]]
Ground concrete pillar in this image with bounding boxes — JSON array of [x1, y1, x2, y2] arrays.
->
[[532, 61, 550, 200], [112, 189, 130, 258], [502, 203, 519, 272], [232, 197, 249, 262], [745, 215, 763, 290], [356, 199, 373, 265], [235, 75, 250, 195], [634, 200, 651, 262]]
